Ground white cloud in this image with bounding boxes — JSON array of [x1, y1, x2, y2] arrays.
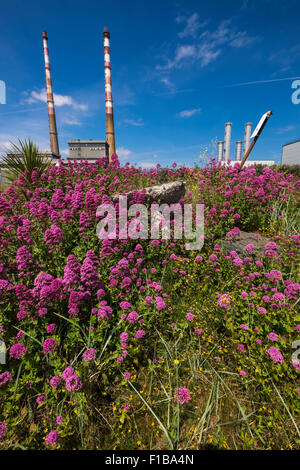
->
[[276, 125, 296, 134], [123, 118, 144, 127], [230, 31, 257, 48], [26, 89, 88, 111], [116, 147, 132, 158], [157, 18, 258, 70], [178, 108, 202, 118], [160, 77, 174, 88], [176, 13, 208, 38], [61, 117, 82, 126]]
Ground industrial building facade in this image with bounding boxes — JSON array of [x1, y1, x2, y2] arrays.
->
[[281, 139, 300, 165], [67, 140, 109, 163]]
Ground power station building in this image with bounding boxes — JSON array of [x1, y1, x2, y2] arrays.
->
[[67, 140, 109, 163], [281, 139, 300, 165]]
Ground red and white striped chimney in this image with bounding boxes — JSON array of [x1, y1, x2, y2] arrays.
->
[[42, 31, 59, 156], [103, 28, 116, 161]]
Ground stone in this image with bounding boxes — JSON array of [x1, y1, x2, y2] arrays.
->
[[112, 180, 186, 205], [221, 230, 281, 257]]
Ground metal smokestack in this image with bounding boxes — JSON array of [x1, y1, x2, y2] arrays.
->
[[103, 28, 116, 161], [42, 31, 59, 156], [244, 122, 252, 154], [217, 141, 224, 162], [235, 141, 243, 161], [224, 122, 232, 162]]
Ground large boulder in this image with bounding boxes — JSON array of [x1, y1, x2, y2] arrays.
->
[[112, 180, 186, 205]]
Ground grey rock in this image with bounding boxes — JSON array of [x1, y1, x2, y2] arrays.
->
[[112, 180, 186, 205], [221, 230, 281, 257]]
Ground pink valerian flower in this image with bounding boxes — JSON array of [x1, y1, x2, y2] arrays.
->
[[16, 246, 34, 275], [83, 348, 96, 362], [241, 292, 248, 299], [226, 227, 240, 240], [175, 387, 191, 404], [156, 296, 166, 311], [63, 254, 81, 287], [257, 307, 267, 314], [120, 301, 131, 310], [50, 375, 61, 389], [186, 313, 194, 321], [240, 324, 249, 330], [44, 224, 64, 249], [265, 241, 277, 251], [272, 292, 285, 302], [9, 343, 28, 359], [80, 253, 101, 289], [38, 307, 48, 317], [123, 404, 130, 411], [123, 372, 131, 380], [268, 332, 279, 342], [65, 375, 82, 391], [136, 329, 146, 339], [195, 328, 203, 336], [237, 344, 245, 352], [239, 370, 246, 377], [43, 338, 58, 355], [120, 332, 129, 342], [46, 323, 56, 333], [217, 293, 231, 309], [56, 416, 62, 425], [294, 325, 300, 332], [266, 347, 284, 364], [127, 311, 139, 324], [117, 356, 124, 363], [144, 296, 153, 305], [96, 288, 105, 299], [97, 305, 113, 321], [62, 366, 76, 380], [36, 393, 46, 404], [256, 339, 262, 344], [245, 244, 255, 252], [0, 421, 8, 440], [0, 371, 12, 387], [292, 360, 300, 371], [45, 430, 59, 446]]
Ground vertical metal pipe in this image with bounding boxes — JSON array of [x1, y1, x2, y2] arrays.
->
[[103, 28, 116, 161], [42, 31, 59, 156], [217, 141, 224, 162], [244, 122, 252, 154], [235, 141, 243, 161], [224, 122, 232, 162]]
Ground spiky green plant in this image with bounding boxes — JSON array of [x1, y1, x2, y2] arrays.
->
[[0, 138, 52, 186]]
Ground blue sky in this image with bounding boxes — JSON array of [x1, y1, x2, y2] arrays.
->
[[0, 0, 300, 166]]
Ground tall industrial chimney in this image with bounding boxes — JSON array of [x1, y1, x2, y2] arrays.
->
[[217, 141, 224, 162], [42, 31, 59, 156], [103, 28, 116, 161], [244, 122, 252, 154], [224, 122, 232, 162], [235, 141, 243, 161]]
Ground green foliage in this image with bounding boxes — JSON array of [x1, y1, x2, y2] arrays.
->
[[0, 138, 52, 186]]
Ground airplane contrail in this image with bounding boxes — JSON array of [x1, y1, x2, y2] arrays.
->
[[223, 77, 300, 88]]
